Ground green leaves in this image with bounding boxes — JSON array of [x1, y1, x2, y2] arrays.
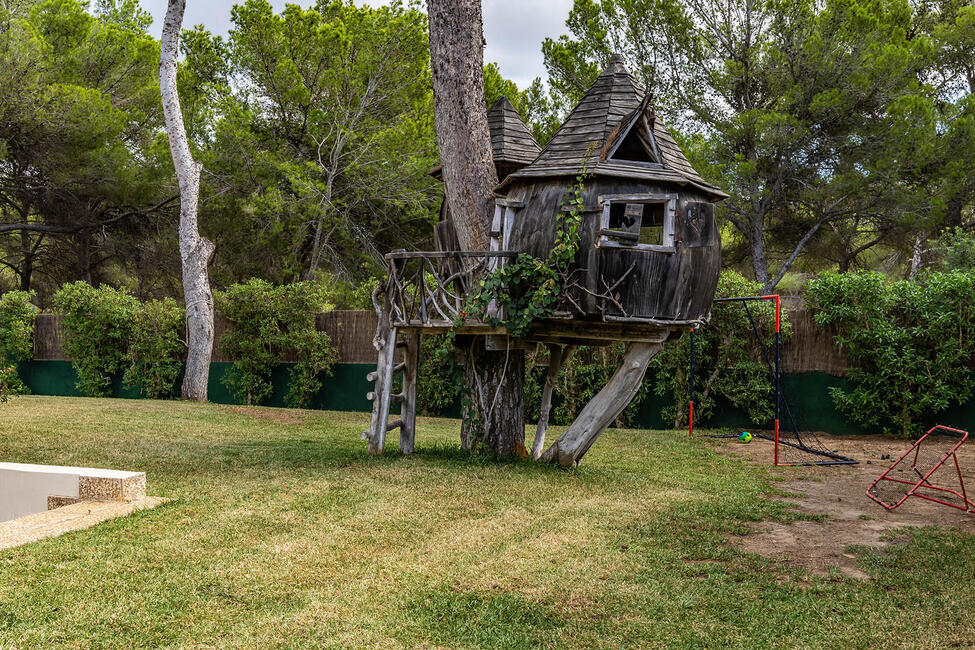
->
[[52, 282, 140, 397], [125, 298, 185, 400], [807, 270, 975, 437], [0, 290, 38, 400], [216, 279, 337, 408]]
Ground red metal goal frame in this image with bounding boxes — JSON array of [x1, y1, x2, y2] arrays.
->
[[866, 425, 974, 514]]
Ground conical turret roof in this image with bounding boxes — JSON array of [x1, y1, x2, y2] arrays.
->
[[500, 54, 726, 200], [430, 96, 540, 179], [486, 96, 541, 166]]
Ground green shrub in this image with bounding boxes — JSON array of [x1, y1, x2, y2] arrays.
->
[[807, 270, 975, 437], [217, 279, 337, 407], [124, 298, 185, 399], [53, 282, 139, 397], [650, 271, 790, 428], [0, 290, 38, 398], [416, 334, 460, 416]]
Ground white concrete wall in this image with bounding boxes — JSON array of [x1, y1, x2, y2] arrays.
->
[[0, 463, 141, 523]]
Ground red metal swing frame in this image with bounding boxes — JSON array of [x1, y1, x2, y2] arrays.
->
[[867, 425, 975, 514]]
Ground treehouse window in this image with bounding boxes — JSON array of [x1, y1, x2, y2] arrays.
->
[[597, 194, 676, 252]]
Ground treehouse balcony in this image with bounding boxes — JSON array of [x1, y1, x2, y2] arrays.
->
[[378, 249, 703, 346]]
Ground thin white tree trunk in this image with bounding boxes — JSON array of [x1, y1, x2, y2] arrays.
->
[[909, 233, 925, 279], [160, 0, 215, 402], [540, 342, 662, 467]]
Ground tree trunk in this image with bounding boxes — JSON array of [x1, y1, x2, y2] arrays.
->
[[160, 0, 215, 402], [427, 0, 525, 456], [541, 342, 662, 467], [750, 219, 772, 291], [459, 337, 526, 457], [19, 232, 33, 292], [426, 0, 498, 252], [909, 233, 925, 280], [77, 231, 91, 284]]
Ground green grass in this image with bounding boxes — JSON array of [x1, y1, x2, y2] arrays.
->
[[0, 396, 973, 648]]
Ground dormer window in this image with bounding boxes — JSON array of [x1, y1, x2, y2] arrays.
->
[[608, 113, 661, 165], [597, 193, 676, 253]]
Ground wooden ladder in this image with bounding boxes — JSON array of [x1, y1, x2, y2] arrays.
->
[[362, 320, 419, 455]]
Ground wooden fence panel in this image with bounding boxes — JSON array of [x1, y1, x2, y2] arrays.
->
[[32, 314, 68, 361], [30, 306, 847, 373], [33, 311, 380, 365]]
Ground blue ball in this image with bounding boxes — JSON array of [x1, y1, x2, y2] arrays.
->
[[738, 431, 753, 443]]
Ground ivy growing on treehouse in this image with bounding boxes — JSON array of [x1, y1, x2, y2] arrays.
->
[[461, 158, 590, 338]]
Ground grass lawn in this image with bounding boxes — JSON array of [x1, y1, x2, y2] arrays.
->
[[0, 396, 973, 648]]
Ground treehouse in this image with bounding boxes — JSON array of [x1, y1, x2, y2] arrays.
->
[[362, 56, 727, 457], [493, 54, 727, 331]]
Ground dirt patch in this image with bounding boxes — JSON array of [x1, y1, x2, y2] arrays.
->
[[224, 406, 309, 425], [717, 432, 975, 580]]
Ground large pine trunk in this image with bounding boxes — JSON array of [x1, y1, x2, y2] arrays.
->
[[160, 0, 215, 402], [427, 0, 525, 456], [459, 337, 526, 456]]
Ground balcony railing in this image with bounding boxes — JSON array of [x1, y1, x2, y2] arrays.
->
[[380, 250, 519, 328]]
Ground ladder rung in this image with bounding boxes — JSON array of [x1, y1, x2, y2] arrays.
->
[[391, 392, 404, 404], [386, 419, 403, 431], [369, 361, 405, 384], [367, 391, 376, 401]]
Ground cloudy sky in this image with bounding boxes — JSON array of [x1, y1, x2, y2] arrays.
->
[[141, 0, 575, 88]]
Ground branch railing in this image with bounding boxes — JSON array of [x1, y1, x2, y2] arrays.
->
[[381, 250, 519, 327]]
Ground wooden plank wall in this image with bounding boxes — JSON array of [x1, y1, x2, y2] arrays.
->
[[30, 307, 849, 374]]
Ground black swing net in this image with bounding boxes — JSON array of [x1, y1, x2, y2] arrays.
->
[[689, 296, 857, 467]]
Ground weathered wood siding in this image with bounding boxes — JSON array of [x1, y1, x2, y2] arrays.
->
[[505, 178, 721, 322]]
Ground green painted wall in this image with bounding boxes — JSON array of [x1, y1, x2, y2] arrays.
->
[[17, 361, 375, 412], [15, 361, 975, 435]]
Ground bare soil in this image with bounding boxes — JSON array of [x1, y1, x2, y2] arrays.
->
[[716, 432, 975, 579]]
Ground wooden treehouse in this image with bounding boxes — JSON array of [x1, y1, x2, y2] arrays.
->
[[363, 56, 727, 456]]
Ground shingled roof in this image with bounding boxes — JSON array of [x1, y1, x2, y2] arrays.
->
[[486, 96, 541, 166], [430, 97, 540, 179], [500, 55, 727, 200]]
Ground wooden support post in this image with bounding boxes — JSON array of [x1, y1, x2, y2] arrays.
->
[[540, 342, 662, 467], [531, 344, 574, 460], [364, 325, 398, 455], [399, 332, 420, 455]]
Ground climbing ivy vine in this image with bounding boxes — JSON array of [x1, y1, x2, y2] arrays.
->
[[462, 159, 589, 338]]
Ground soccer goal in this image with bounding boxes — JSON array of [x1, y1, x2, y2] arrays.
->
[[687, 294, 857, 467]]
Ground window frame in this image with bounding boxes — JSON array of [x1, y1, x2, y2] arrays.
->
[[596, 193, 678, 253]]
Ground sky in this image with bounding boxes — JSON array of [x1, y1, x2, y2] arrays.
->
[[141, 0, 575, 89]]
